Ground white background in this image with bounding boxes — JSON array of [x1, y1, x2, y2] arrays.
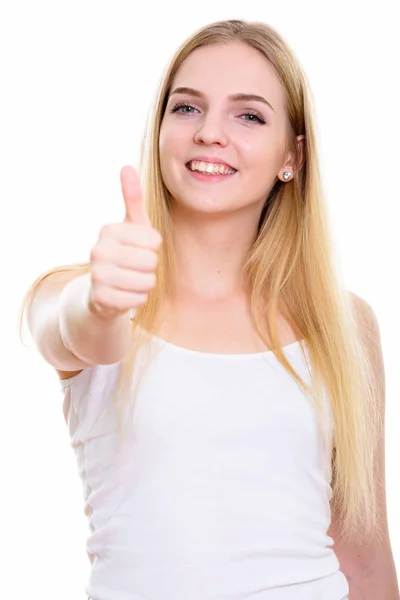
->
[[1, 1, 399, 598]]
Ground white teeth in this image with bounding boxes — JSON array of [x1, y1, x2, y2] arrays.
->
[[188, 160, 236, 175]]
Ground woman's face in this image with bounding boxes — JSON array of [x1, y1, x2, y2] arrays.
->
[[159, 41, 294, 218]]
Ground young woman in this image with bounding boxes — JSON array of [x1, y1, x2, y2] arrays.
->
[[22, 19, 398, 600]]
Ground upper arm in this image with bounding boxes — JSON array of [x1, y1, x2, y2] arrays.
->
[[26, 271, 92, 376], [328, 292, 399, 595]]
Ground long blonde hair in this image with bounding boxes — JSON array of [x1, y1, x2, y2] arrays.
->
[[20, 19, 382, 544]]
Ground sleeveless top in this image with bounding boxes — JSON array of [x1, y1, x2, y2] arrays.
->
[[60, 335, 349, 600]]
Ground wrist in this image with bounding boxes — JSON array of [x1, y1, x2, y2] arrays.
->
[[57, 274, 132, 365]]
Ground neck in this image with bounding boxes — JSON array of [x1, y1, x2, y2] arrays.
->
[[170, 207, 260, 302]]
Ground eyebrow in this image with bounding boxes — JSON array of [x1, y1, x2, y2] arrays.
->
[[169, 86, 275, 112]]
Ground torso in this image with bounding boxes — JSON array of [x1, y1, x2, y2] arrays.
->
[[155, 294, 299, 354], [56, 295, 299, 380], [64, 316, 345, 600]]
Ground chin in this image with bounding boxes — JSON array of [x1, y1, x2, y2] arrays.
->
[[172, 193, 241, 216]]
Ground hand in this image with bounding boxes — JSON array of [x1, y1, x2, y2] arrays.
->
[[88, 166, 162, 319]]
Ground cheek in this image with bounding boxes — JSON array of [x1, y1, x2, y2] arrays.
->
[[159, 124, 188, 181], [158, 132, 169, 188], [160, 120, 189, 153], [238, 131, 285, 175], [159, 126, 174, 180], [238, 138, 275, 176], [158, 124, 169, 161], [159, 123, 185, 192]]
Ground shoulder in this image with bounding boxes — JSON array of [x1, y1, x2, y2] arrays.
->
[[347, 290, 381, 343], [347, 290, 385, 405], [348, 290, 376, 319]]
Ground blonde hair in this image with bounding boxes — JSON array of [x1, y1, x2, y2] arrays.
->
[[20, 20, 382, 544]]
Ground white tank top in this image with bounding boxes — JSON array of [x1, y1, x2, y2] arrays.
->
[[60, 335, 349, 600]]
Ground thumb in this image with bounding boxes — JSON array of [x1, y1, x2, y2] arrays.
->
[[120, 165, 149, 225]]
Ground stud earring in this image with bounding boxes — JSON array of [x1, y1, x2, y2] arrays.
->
[[283, 171, 292, 181]]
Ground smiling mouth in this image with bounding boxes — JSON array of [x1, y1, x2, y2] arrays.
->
[[186, 160, 237, 175]]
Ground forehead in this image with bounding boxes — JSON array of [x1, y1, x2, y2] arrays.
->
[[171, 42, 285, 109]]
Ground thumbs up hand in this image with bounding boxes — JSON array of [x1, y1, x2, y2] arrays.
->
[[88, 166, 162, 319], [122, 165, 151, 226]]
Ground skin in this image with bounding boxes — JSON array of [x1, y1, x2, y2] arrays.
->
[[158, 41, 304, 349]]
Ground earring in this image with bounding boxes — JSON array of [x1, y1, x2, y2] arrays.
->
[[283, 171, 292, 181]]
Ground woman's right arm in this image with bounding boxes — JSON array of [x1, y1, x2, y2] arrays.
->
[[26, 271, 133, 373], [26, 166, 162, 375]]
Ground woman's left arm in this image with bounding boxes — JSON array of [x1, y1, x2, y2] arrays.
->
[[328, 293, 399, 599]]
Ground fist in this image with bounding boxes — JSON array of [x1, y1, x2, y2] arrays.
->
[[88, 166, 162, 319]]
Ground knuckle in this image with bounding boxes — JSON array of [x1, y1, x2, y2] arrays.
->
[[147, 251, 158, 269], [91, 238, 117, 264], [150, 229, 163, 246], [131, 292, 148, 308], [99, 223, 112, 238], [90, 245, 101, 262], [129, 272, 153, 293], [91, 263, 114, 287], [90, 263, 102, 282], [137, 250, 158, 271], [90, 285, 107, 307], [147, 272, 157, 287], [138, 272, 156, 290]]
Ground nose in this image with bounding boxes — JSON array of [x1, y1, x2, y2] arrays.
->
[[193, 111, 228, 147]]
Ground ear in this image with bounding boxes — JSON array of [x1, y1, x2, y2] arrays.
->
[[280, 135, 306, 179], [296, 135, 306, 171]]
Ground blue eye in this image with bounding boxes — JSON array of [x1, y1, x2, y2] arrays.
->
[[240, 112, 266, 124], [171, 103, 198, 114], [170, 103, 266, 124]]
